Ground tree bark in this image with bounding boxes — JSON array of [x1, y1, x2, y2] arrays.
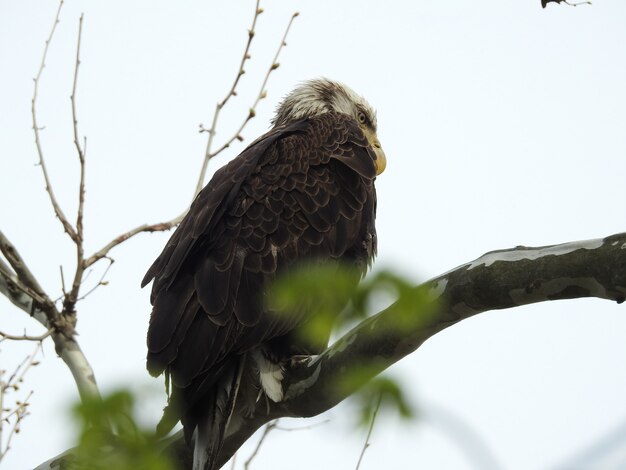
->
[[36, 232, 626, 470]]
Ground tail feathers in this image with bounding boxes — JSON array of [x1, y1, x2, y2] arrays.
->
[[193, 355, 246, 470]]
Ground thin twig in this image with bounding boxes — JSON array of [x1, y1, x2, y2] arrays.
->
[[83, 220, 180, 268], [240, 417, 329, 468], [31, 0, 78, 243], [355, 393, 382, 470], [195, 0, 263, 197], [59, 265, 66, 295], [66, 13, 86, 314], [205, 10, 299, 165], [195, 6, 299, 197], [0, 344, 41, 463], [77, 256, 113, 300], [0, 391, 33, 463], [0, 328, 54, 343], [82, 6, 300, 269], [244, 420, 279, 470], [273, 418, 330, 432]]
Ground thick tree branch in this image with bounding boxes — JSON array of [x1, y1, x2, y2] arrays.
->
[[0, 230, 101, 402], [35, 231, 626, 469], [52, 335, 101, 403], [0, 230, 55, 318], [82, 6, 299, 270], [0, 345, 41, 463], [214, 232, 626, 468], [542, 0, 591, 7]]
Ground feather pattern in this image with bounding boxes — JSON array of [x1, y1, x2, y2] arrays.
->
[[144, 107, 379, 466]]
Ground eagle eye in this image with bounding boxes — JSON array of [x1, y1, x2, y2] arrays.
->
[[357, 111, 367, 125]]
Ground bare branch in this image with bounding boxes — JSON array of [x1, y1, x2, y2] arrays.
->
[[0, 269, 49, 329], [84, 220, 180, 268], [195, 5, 299, 196], [0, 258, 45, 308], [355, 393, 381, 470], [272, 419, 330, 432], [31, 0, 79, 243], [0, 345, 41, 463], [244, 420, 278, 470], [66, 13, 86, 314], [202, 11, 299, 167], [77, 257, 113, 301], [0, 230, 52, 313], [0, 232, 100, 404], [195, 0, 263, 197], [0, 328, 54, 343]]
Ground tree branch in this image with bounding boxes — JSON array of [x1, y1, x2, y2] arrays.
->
[[82, 5, 299, 270], [196, 4, 299, 197], [0, 344, 41, 463], [66, 13, 86, 314], [0, 229, 101, 403], [35, 231, 626, 469], [215, 232, 626, 468], [542, 0, 592, 8], [83, 220, 181, 268], [195, 0, 263, 197], [0, 230, 55, 318], [0, 328, 54, 342], [31, 0, 79, 243], [355, 394, 381, 470]]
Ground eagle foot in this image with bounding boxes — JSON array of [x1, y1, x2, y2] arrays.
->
[[288, 354, 313, 369]]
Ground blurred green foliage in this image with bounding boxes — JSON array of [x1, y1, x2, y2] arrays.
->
[[269, 265, 436, 339], [65, 265, 429, 468], [70, 390, 175, 470], [270, 263, 436, 428]]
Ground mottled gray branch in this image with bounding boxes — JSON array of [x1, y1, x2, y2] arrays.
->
[[52, 335, 101, 403], [0, 230, 48, 301], [36, 233, 626, 469], [0, 269, 49, 329], [214, 232, 626, 468], [0, 231, 101, 403]]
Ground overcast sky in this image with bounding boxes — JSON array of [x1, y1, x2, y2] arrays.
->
[[2, 1, 626, 469]]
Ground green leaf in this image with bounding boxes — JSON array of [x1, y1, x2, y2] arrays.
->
[[71, 390, 175, 470]]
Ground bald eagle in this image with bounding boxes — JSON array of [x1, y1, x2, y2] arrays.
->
[[142, 78, 385, 469]]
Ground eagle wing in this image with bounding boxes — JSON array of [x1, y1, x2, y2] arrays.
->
[[143, 112, 378, 419]]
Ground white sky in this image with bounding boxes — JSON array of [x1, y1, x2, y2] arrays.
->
[[1, 1, 626, 469]]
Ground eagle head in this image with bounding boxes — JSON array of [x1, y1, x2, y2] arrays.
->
[[272, 78, 386, 175]]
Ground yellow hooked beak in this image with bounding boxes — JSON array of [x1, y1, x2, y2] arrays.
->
[[361, 126, 387, 175]]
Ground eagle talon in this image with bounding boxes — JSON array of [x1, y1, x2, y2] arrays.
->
[[288, 355, 313, 369]]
